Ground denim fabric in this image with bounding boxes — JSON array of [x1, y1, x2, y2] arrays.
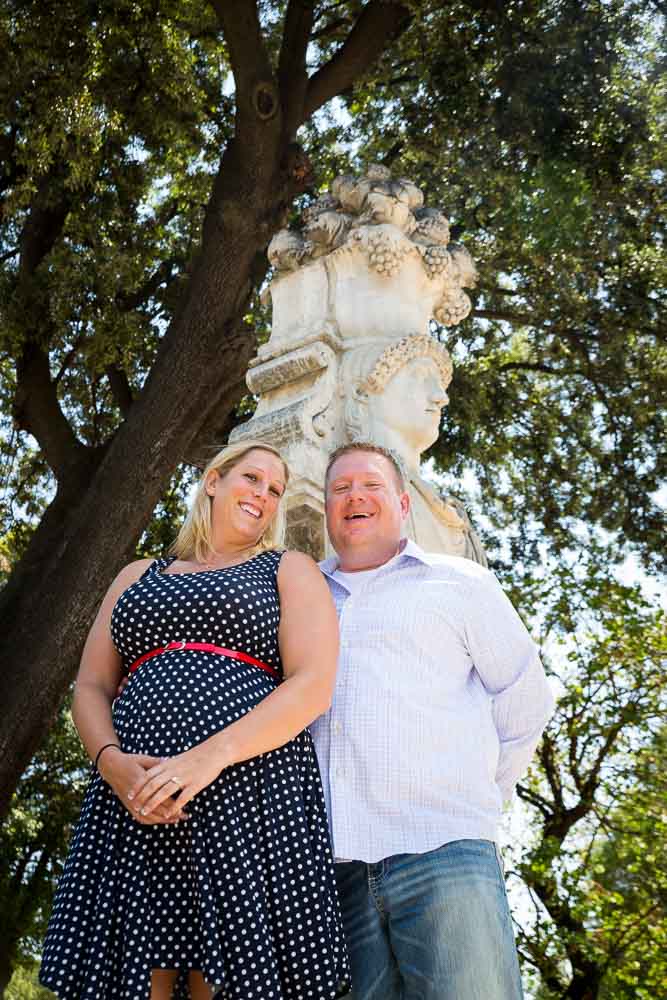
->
[[335, 839, 523, 1000]]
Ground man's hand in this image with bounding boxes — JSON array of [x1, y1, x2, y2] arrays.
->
[[98, 749, 186, 825], [116, 675, 131, 699]]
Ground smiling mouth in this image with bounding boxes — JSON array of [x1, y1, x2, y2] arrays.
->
[[344, 512, 374, 521], [239, 502, 262, 519]]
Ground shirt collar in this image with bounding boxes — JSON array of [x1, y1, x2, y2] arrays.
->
[[319, 537, 436, 578]]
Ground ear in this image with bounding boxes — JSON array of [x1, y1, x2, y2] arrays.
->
[[399, 489, 411, 520], [204, 470, 218, 496]]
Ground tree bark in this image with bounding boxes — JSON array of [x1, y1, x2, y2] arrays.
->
[[0, 945, 13, 997]]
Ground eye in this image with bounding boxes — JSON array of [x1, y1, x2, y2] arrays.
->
[[244, 473, 257, 482], [269, 486, 283, 498]]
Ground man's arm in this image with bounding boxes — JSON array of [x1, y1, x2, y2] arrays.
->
[[462, 571, 556, 804]]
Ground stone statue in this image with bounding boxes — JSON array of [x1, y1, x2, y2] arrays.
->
[[341, 334, 487, 566], [264, 164, 477, 352], [231, 166, 485, 562]]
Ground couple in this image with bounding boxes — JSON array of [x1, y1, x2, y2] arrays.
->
[[40, 438, 554, 1000]]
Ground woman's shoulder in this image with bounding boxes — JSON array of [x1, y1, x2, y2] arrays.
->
[[275, 548, 317, 568], [275, 549, 323, 584], [114, 557, 157, 587], [101, 557, 157, 609]]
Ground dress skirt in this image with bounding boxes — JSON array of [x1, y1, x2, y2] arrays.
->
[[40, 551, 350, 999]]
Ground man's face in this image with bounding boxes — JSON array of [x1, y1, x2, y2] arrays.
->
[[325, 450, 410, 562]]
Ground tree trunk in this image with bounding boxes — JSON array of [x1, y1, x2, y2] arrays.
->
[[0, 945, 14, 998], [564, 967, 603, 1000], [0, 137, 290, 817]]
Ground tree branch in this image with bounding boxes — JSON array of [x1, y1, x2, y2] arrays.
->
[[303, 1, 412, 121], [17, 174, 70, 279], [105, 364, 134, 417], [115, 257, 181, 313], [278, 1, 316, 127], [498, 361, 562, 376], [311, 15, 352, 41], [0, 245, 19, 264], [539, 732, 564, 809], [13, 343, 88, 478], [579, 714, 631, 803], [604, 901, 663, 966], [516, 782, 554, 819], [210, 0, 274, 93], [209, 0, 283, 161], [12, 173, 87, 480], [472, 308, 537, 325]]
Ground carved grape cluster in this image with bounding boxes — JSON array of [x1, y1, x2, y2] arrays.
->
[[419, 245, 452, 280], [434, 291, 471, 327], [367, 232, 405, 277]]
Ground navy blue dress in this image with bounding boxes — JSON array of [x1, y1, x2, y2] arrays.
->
[[40, 551, 350, 999]]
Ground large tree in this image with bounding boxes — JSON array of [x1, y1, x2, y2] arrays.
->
[[0, 0, 664, 819]]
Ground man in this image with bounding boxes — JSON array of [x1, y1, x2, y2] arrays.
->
[[309, 441, 555, 1000]]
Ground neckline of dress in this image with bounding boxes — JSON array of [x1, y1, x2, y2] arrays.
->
[[159, 550, 270, 577]]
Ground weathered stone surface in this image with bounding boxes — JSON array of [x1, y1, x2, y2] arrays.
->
[[340, 334, 487, 566], [232, 167, 485, 563], [265, 164, 476, 353]]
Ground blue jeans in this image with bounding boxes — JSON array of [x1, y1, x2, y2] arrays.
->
[[335, 839, 523, 1000]]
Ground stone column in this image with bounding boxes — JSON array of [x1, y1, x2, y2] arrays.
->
[[230, 165, 483, 563]]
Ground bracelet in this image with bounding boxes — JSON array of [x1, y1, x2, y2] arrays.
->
[[94, 742, 121, 770]]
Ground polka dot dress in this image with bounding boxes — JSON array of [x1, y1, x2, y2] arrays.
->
[[40, 551, 350, 999]]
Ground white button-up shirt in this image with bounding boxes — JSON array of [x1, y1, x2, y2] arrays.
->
[[310, 540, 555, 863]]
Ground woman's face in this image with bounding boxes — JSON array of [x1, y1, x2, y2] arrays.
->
[[205, 448, 287, 547], [367, 357, 448, 453]]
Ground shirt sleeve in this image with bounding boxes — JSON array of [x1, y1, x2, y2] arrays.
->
[[462, 570, 556, 804]]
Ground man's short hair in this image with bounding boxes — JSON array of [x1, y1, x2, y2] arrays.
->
[[325, 442, 407, 492]]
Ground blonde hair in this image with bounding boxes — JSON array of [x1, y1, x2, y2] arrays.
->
[[171, 440, 289, 563]]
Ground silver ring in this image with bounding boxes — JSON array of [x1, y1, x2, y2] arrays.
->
[[167, 777, 182, 789]]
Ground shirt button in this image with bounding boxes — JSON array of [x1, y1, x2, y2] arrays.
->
[[332, 721, 342, 735]]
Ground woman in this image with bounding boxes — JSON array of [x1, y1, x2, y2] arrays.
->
[[40, 441, 350, 1000]]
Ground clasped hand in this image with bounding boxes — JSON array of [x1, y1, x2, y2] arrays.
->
[[127, 741, 224, 821], [99, 750, 185, 825]]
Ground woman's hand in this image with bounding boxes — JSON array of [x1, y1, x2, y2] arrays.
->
[[127, 740, 227, 820], [99, 749, 187, 825]]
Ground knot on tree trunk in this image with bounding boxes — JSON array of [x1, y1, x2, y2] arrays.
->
[[252, 81, 279, 121]]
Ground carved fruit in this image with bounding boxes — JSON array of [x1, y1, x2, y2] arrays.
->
[[419, 245, 452, 280]]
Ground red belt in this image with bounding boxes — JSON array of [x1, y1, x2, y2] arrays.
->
[[128, 641, 280, 680]]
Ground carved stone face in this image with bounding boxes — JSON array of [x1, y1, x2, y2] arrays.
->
[[366, 357, 448, 457]]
